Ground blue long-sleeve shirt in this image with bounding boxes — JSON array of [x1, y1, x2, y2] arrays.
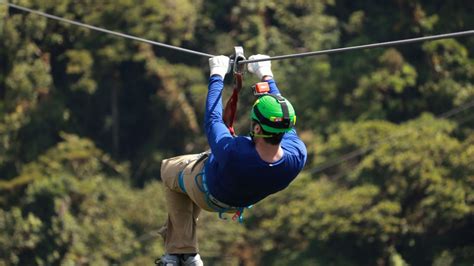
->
[[204, 75, 307, 207]]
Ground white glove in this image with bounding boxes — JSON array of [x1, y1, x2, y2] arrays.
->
[[209, 55, 231, 78], [247, 54, 273, 79]]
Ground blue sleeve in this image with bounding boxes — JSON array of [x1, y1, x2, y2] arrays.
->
[[283, 128, 308, 166], [267, 79, 281, 95], [205, 75, 234, 163]]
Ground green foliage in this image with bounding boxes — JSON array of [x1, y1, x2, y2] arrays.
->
[[0, 133, 164, 265], [242, 174, 401, 265], [311, 115, 473, 265], [351, 49, 418, 120], [1, 0, 473, 265], [62, 50, 96, 94], [0, 16, 52, 179], [421, 39, 474, 108], [0, 208, 42, 265]]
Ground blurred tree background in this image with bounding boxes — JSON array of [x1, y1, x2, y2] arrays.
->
[[1, 0, 473, 265]]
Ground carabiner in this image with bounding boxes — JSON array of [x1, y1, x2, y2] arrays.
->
[[231, 46, 246, 74]]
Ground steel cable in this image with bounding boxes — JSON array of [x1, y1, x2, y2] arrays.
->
[[2, 2, 214, 58], [240, 30, 474, 64], [3, 2, 473, 63]]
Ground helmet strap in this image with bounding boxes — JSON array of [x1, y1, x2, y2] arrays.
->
[[250, 131, 273, 138], [266, 94, 291, 126], [250, 121, 273, 138]]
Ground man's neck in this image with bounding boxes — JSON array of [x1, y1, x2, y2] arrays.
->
[[254, 138, 283, 163]]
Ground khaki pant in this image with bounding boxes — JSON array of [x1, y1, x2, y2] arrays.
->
[[159, 153, 215, 254]]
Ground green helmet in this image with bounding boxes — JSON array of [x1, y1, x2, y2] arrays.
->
[[251, 94, 296, 134]]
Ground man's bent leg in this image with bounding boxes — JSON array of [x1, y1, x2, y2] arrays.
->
[[163, 186, 199, 253], [160, 154, 203, 254]]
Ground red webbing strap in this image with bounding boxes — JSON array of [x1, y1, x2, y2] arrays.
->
[[223, 73, 243, 136]]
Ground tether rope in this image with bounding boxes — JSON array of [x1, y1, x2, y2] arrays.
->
[[2, 2, 214, 58], [310, 99, 474, 174], [3, 2, 473, 63], [240, 30, 474, 64]]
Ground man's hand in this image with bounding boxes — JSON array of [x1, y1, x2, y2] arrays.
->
[[247, 54, 273, 80], [209, 55, 231, 79]]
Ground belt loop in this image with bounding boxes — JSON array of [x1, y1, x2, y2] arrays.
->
[[191, 151, 210, 172]]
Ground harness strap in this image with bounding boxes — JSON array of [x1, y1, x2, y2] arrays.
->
[[223, 72, 243, 136], [194, 169, 251, 223], [178, 171, 187, 193], [223, 47, 246, 136]]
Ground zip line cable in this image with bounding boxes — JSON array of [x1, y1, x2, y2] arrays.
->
[[310, 99, 474, 175], [2, 1, 214, 58], [240, 30, 474, 64], [3, 2, 474, 63]]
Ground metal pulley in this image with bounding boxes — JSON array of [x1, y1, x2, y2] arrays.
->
[[231, 46, 246, 74]]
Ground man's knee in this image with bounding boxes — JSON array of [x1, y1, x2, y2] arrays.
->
[[160, 154, 200, 191], [160, 158, 182, 191]]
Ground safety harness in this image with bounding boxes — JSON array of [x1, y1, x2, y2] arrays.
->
[[194, 170, 252, 223], [178, 151, 252, 223]]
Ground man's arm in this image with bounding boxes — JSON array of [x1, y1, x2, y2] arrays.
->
[[205, 57, 233, 162], [265, 78, 281, 95], [248, 54, 281, 95]]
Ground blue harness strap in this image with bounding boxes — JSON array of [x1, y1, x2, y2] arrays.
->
[[178, 171, 187, 193], [194, 170, 252, 223]]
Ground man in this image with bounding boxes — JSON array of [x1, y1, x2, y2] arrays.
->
[[159, 54, 307, 265]]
